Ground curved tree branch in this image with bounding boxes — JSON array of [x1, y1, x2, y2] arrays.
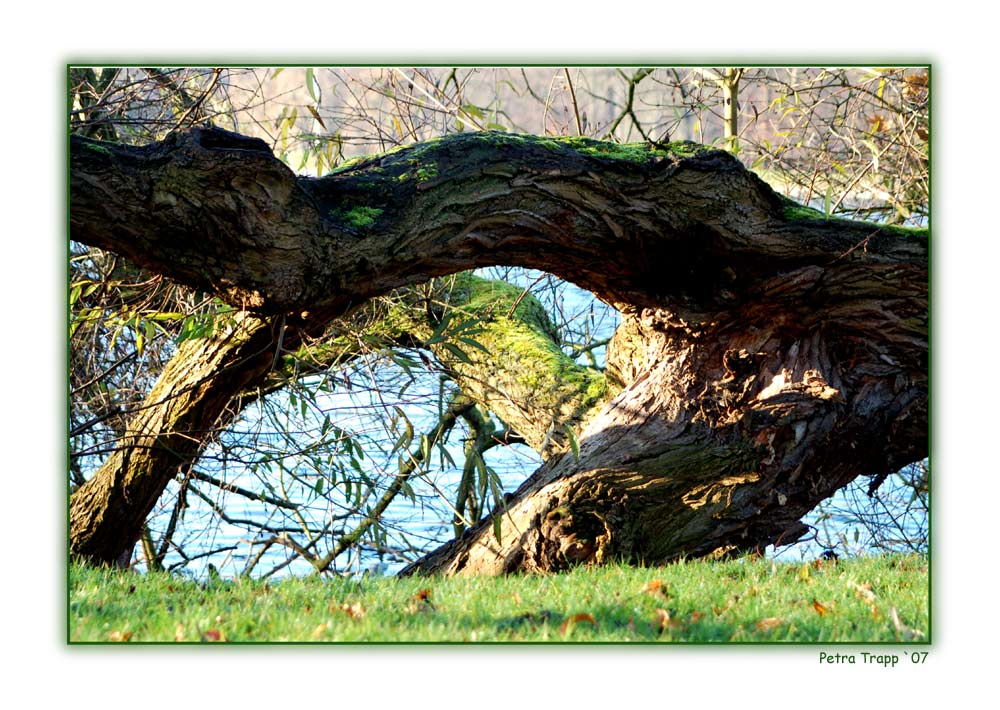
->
[[70, 127, 927, 574]]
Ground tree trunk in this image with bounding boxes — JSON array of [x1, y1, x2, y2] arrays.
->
[[69, 314, 290, 564], [70, 127, 927, 573]]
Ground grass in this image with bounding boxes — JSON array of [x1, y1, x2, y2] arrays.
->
[[68, 554, 928, 643]]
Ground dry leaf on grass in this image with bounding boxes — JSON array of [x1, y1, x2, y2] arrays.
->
[[337, 601, 367, 619], [407, 588, 435, 614], [200, 629, 225, 642], [311, 623, 328, 639], [640, 579, 671, 597], [559, 613, 596, 635], [852, 582, 876, 604], [754, 617, 783, 632], [653, 608, 682, 633], [888, 606, 925, 641]]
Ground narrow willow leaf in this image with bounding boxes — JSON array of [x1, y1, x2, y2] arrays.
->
[[307, 104, 327, 130], [305, 68, 318, 102], [456, 336, 492, 354], [390, 418, 414, 456], [442, 342, 473, 365], [564, 425, 580, 461]]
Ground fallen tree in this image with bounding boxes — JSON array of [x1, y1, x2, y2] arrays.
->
[[69, 126, 927, 573]]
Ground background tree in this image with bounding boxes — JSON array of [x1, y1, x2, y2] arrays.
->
[[69, 66, 928, 578]]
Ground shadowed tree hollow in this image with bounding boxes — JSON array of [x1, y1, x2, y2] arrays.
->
[[69, 126, 927, 575]]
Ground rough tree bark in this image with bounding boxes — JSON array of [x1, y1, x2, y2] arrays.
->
[[70, 126, 927, 573]]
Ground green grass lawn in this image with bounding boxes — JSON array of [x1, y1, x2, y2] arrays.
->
[[69, 554, 928, 643]]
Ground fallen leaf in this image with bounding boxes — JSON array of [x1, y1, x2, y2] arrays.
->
[[310, 623, 328, 639], [797, 564, 811, 582], [109, 630, 133, 642], [200, 629, 225, 642], [174, 624, 185, 642], [653, 608, 681, 633], [714, 596, 739, 615], [407, 588, 435, 614], [889, 607, 902, 636], [559, 613, 596, 635], [755, 617, 783, 632], [853, 582, 877, 604], [689, 611, 705, 622], [338, 601, 367, 619], [887, 606, 925, 641], [812, 599, 829, 616], [640, 579, 670, 597]]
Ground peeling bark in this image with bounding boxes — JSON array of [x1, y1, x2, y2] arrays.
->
[[70, 127, 927, 573]]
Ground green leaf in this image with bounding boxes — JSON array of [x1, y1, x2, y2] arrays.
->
[[441, 342, 473, 365], [456, 336, 492, 355], [437, 442, 456, 468], [271, 68, 284, 80], [564, 425, 580, 461], [461, 104, 485, 120], [487, 468, 505, 544], [145, 312, 186, 322], [823, 184, 833, 216], [314, 477, 324, 496], [305, 68, 319, 102], [425, 311, 455, 345], [390, 417, 414, 456]]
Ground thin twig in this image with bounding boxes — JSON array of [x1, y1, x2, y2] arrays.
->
[[564, 68, 583, 136]]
